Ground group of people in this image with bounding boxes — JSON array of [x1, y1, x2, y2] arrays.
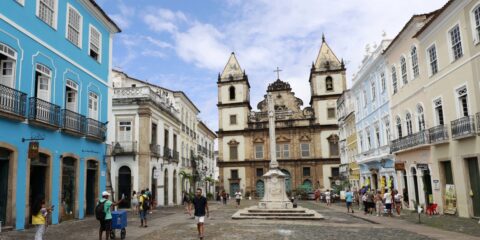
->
[[344, 186, 404, 217]]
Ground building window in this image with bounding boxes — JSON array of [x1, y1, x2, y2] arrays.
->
[[35, 64, 51, 102], [303, 167, 311, 177], [229, 146, 238, 160], [88, 92, 99, 120], [359, 133, 364, 152], [371, 81, 376, 101], [231, 169, 239, 179], [396, 117, 402, 138], [276, 144, 290, 158], [38, 0, 56, 28], [391, 66, 398, 94], [363, 89, 367, 108], [89, 25, 101, 61], [255, 144, 264, 159], [65, 79, 78, 112], [427, 45, 438, 75], [326, 76, 333, 91], [411, 46, 419, 78], [406, 113, 413, 135], [331, 167, 339, 177], [118, 121, 132, 142], [256, 168, 263, 177], [434, 98, 444, 125], [380, 72, 386, 92], [328, 135, 339, 157], [384, 119, 391, 144], [366, 129, 371, 149], [66, 5, 82, 47], [229, 86, 235, 100], [327, 108, 336, 119], [456, 86, 469, 117], [449, 25, 463, 60], [473, 6, 480, 41], [375, 124, 381, 147], [400, 57, 408, 85], [230, 115, 237, 125], [300, 143, 310, 158], [417, 105, 425, 131]]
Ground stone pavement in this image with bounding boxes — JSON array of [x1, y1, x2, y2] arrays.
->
[[1, 200, 478, 240]]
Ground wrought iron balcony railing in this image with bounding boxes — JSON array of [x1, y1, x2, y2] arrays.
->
[[150, 144, 161, 157], [451, 115, 476, 139], [111, 141, 137, 155], [163, 146, 172, 159], [28, 97, 61, 128], [428, 124, 449, 144], [391, 130, 430, 153], [173, 150, 179, 162], [86, 118, 106, 141], [476, 112, 480, 135], [0, 84, 27, 119], [61, 109, 86, 134]]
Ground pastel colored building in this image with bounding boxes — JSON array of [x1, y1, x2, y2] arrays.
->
[[0, 0, 119, 229]]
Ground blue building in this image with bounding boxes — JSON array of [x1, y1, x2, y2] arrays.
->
[[0, 0, 119, 229], [351, 39, 398, 191]]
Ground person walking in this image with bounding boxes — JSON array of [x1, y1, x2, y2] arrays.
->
[[345, 189, 354, 213], [374, 190, 383, 216], [221, 190, 227, 205], [139, 190, 149, 228], [234, 190, 242, 208], [97, 191, 122, 240], [131, 190, 139, 215], [325, 189, 331, 206], [32, 196, 53, 240], [394, 189, 403, 216], [314, 188, 321, 203], [189, 188, 209, 240], [383, 189, 393, 217]]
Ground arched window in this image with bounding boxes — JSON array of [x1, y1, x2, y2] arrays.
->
[[396, 116, 402, 138], [411, 46, 419, 78], [326, 76, 333, 91], [406, 113, 413, 135], [417, 105, 425, 131], [229, 86, 235, 100], [400, 57, 408, 85], [391, 66, 398, 94], [328, 134, 339, 157]]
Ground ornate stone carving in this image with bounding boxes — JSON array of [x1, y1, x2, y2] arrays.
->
[[267, 79, 292, 92]]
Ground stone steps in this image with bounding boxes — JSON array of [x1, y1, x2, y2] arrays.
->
[[232, 206, 324, 220]]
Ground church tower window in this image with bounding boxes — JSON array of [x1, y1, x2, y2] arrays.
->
[[326, 76, 334, 91], [229, 86, 236, 100]]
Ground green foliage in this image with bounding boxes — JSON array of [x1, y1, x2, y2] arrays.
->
[[206, 192, 214, 200]]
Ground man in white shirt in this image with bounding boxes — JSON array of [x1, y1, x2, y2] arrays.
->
[[234, 191, 242, 208], [383, 189, 392, 217]]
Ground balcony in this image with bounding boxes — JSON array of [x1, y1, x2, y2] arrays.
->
[[476, 112, 480, 135], [428, 125, 449, 144], [451, 115, 476, 139], [163, 146, 172, 159], [391, 130, 430, 153], [86, 118, 106, 141], [173, 150, 179, 162], [111, 141, 137, 155], [150, 144, 161, 157], [28, 97, 61, 129], [0, 84, 27, 121], [61, 109, 86, 136]]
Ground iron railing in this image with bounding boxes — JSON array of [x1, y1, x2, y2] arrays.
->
[[428, 124, 449, 144], [163, 146, 172, 159], [150, 144, 161, 157], [391, 130, 430, 153], [29, 97, 61, 127], [173, 150, 179, 162], [61, 109, 86, 133], [86, 118, 106, 140], [0, 84, 27, 118], [451, 115, 476, 139], [111, 141, 137, 155], [476, 112, 480, 134]]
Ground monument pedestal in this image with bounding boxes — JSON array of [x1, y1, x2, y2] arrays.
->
[[257, 168, 292, 209]]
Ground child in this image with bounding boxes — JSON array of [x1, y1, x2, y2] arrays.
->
[[32, 196, 53, 240]]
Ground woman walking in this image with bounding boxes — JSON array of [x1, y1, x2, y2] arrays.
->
[[32, 196, 53, 240], [131, 190, 139, 215], [374, 190, 383, 216]]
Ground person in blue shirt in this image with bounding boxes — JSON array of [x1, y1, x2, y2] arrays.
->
[[345, 189, 354, 214]]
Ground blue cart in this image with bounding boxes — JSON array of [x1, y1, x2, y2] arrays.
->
[[110, 210, 127, 239]]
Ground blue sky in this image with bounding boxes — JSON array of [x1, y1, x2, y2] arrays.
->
[[97, 0, 447, 131]]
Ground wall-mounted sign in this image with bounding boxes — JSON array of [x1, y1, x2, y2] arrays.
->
[[28, 141, 39, 159], [394, 162, 405, 171], [417, 163, 429, 171], [153, 169, 160, 179], [433, 180, 440, 191]]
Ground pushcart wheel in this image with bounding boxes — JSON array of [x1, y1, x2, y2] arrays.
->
[[121, 228, 126, 239], [110, 230, 115, 239]]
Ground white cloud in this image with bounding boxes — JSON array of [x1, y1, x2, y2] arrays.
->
[[110, 0, 135, 29], [143, 8, 188, 33]]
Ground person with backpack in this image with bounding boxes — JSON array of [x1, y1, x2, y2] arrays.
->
[[139, 190, 150, 228], [97, 191, 122, 240]]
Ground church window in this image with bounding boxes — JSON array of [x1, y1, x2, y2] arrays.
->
[[300, 143, 310, 158], [276, 144, 290, 158], [326, 76, 334, 91], [327, 108, 336, 119], [255, 144, 264, 159], [303, 167, 311, 176], [229, 146, 238, 160], [256, 168, 264, 177], [328, 135, 339, 157], [229, 86, 235, 100], [231, 169, 239, 179], [230, 115, 237, 125]]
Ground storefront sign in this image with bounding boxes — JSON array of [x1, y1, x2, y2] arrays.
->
[[394, 162, 405, 171], [417, 163, 429, 171], [444, 184, 457, 215], [433, 180, 440, 191], [28, 141, 39, 159]]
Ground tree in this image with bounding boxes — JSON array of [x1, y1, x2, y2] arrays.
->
[[178, 170, 193, 193]]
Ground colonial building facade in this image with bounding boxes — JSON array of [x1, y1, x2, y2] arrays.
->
[[0, 0, 119, 229], [217, 38, 345, 197]]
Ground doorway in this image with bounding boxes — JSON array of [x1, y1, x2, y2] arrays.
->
[[256, 180, 264, 198], [423, 169, 433, 205], [230, 183, 240, 197], [402, 170, 409, 203], [0, 148, 10, 225], [164, 169, 169, 205], [371, 173, 378, 190], [173, 170, 177, 204], [412, 168, 419, 204], [118, 166, 131, 208], [62, 157, 76, 221], [466, 157, 480, 216], [30, 153, 49, 223], [151, 167, 157, 207], [86, 160, 98, 215]]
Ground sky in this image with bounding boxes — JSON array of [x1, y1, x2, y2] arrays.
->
[[97, 0, 447, 132]]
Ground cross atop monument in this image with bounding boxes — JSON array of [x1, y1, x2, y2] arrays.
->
[[274, 67, 282, 80]]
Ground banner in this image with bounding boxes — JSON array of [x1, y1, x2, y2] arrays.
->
[[28, 141, 39, 159], [444, 184, 457, 215]]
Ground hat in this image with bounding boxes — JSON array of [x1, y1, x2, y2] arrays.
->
[[102, 191, 110, 196]]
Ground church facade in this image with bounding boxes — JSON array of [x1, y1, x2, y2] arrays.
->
[[217, 37, 346, 197]]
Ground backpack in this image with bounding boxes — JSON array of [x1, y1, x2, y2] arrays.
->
[[141, 195, 150, 210], [95, 200, 106, 221]]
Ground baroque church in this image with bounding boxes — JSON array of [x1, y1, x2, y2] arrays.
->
[[217, 36, 346, 197]]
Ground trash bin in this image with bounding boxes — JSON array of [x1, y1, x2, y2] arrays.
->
[[110, 210, 127, 239]]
